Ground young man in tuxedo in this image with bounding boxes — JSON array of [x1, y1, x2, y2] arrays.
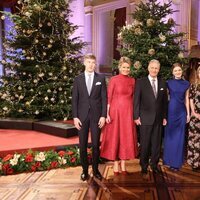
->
[[72, 54, 107, 181], [134, 59, 168, 175]]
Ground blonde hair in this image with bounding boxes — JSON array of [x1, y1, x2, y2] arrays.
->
[[118, 57, 131, 68], [84, 54, 96, 61], [195, 66, 200, 85]]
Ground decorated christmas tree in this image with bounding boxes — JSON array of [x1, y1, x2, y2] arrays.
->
[[117, 0, 188, 79], [0, 0, 84, 120]]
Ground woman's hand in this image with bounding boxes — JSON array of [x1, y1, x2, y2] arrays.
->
[[106, 115, 111, 123], [186, 114, 190, 123]]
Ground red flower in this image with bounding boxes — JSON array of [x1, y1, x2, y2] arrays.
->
[[58, 151, 65, 157], [2, 154, 13, 162], [50, 161, 58, 169], [2, 163, 11, 171], [25, 154, 34, 162], [66, 151, 74, 156], [6, 168, 14, 175], [35, 162, 41, 168], [31, 165, 37, 172], [70, 157, 76, 163]]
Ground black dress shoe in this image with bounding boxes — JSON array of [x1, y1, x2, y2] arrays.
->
[[152, 167, 161, 174], [141, 168, 148, 174], [80, 172, 88, 181], [93, 171, 103, 181]]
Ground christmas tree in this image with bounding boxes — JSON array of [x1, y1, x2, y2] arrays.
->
[[0, 0, 84, 120], [117, 0, 188, 79]]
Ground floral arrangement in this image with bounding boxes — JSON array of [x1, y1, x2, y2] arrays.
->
[[0, 147, 92, 175]]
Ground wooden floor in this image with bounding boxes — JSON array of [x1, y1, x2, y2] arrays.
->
[[0, 160, 199, 200]]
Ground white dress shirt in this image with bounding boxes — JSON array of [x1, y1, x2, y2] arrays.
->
[[148, 75, 158, 94]]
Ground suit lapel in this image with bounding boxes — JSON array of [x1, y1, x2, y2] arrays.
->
[[146, 77, 156, 99], [90, 73, 98, 96], [80, 73, 89, 96], [157, 79, 161, 99]]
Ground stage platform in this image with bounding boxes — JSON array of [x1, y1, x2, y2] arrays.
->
[[0, 118, 77, 138], [0, 118, 82, 157]]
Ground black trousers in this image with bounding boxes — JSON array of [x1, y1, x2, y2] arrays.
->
[[139, 123, 162, 170], [78, 112, 101, 173]]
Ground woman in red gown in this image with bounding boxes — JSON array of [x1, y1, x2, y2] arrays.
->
[[100, 57, 138, 175]]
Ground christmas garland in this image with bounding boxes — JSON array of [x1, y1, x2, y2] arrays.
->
[[0, 146, 92, 175]]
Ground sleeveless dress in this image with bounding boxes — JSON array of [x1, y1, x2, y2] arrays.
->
[[100, 74, 138, 160], [163, 79, 190, 169], [187, 84, 200, 169]]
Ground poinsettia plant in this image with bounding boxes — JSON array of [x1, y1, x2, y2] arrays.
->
[[0, 147, 93, 175]]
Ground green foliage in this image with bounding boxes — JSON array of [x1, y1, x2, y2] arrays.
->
[[0, 0, 85, 120], [117, 0, 188, 79]]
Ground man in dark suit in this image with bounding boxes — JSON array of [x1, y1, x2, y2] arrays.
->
[[134, 59, 168, 175], [72, 54, 107, 181]]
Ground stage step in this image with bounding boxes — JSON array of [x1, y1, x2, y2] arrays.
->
[[0, 118, 77, 138], [33, 121, 77, 138], [0, 118, 36, 130]]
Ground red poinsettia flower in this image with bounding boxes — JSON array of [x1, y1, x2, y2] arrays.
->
[[66, 151, 74, 156], [70, 157, 76, 163], [35, 162, 41, 168], [2, 163, 11, 171], [31, 165, 37, 172], [6, 167, 14, 175], [50, 161, 58, 169], [2, 154, 13, 162], [58, 151, 65, 157], [25, 154, 34, 162]]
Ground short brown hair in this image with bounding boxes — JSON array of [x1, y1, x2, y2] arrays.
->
[[118, 57, 131, 68], [84, 54, 96, 61]]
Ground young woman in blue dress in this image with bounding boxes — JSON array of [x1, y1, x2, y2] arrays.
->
[[163, 63, 190, 170]]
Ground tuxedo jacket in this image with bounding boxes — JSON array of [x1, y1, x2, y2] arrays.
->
[[72, 72, 107, 123], [134, 77, 168, 125]]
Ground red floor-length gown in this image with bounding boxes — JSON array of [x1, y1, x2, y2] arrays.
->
[[100, 74, 138, 160]]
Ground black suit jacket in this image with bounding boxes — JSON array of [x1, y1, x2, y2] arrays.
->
[[134, 77, 167, 125], [72, 72, 107, 123]]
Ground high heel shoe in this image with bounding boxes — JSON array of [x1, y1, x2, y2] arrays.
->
[[121, 170, 129, 175]]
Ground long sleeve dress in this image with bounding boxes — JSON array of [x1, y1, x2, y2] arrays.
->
[[100, 74, 138, 160], [187, 84, 200, 169], [163, 79, 190, 169]]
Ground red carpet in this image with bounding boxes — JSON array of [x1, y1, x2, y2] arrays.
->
[[0, 129, 83, 157]]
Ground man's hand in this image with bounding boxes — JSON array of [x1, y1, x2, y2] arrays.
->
[[73, 118, 82, 130], [163, 118, 167, 126], [134, 118, 141, 126], [98, 117, 106, 128]]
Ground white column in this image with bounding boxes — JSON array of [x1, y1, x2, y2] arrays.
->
[[69, 0, 85, 42], [84, 5, 93, 54], [127, 0, 136, 24]]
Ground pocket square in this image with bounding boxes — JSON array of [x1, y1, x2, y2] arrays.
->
[[95, 82, 101, 85], [160, 88, 164, 90]]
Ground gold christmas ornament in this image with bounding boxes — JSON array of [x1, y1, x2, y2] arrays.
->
[[147, 19, 155, 27], [148, 48, 156, 55], [133, 61, 142, 69], [178, 52, 184, 58]]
